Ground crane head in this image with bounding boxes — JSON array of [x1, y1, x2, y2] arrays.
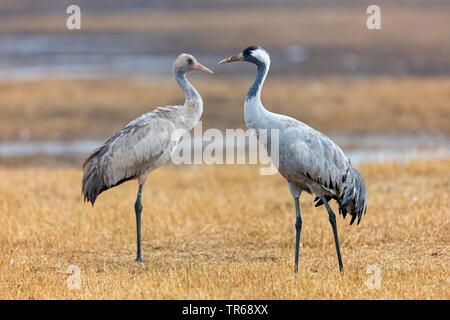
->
[[218, 46, 270, 66], [173, 53, 214, 74]]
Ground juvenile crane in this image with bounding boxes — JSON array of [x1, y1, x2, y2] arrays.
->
[[219, 46, 367, 272], [82, 54, 213, 262]]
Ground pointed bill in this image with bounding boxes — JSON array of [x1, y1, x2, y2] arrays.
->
[[193, 62, 214, 74], [218, 52, 244, 64]]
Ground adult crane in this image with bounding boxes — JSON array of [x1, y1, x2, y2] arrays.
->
[[219, 46, 367, 272], [82, 54, 213, 262]]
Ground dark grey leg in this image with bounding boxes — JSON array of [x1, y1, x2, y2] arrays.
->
[[294, 197, 303, 273], [134, 184, 143, 262], [322, 197, 343, 272]]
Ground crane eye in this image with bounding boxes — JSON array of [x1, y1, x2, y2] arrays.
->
[[243, 47, 255, 56], [187, 58, 193, 65]]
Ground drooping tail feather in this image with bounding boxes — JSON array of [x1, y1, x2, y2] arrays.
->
[[82, 147, 108, 205], [339, 166, 367, 225], [314, 166, 367, 225]]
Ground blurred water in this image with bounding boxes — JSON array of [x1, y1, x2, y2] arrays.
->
[[1, 34, 444, 81], [0, 34, 214, 81], [0, 135, 448, 165]]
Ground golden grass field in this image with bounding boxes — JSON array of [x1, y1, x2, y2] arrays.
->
[[0, 161, 448, 299], [1, 0, 448, 301], [1, 77, 450, 142]]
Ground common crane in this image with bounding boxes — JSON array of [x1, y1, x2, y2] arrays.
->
[[219, 46, 367, 272], [82, 54, 213, 262]]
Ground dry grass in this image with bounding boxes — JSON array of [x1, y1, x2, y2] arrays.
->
[[0, 160, 449, 299], [1, 77, 449, 141]]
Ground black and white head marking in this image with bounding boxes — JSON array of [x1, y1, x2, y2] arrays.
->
[[243, 46, 270, 66]]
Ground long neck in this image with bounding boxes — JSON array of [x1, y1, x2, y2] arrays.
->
[[244, 61, 269, 129], [175, 71, 201, 103], [174, 70, 203, 129]]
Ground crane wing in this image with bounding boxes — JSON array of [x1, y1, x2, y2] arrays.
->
[[82, 106, 183, 204], [281, 125, 367, 224], [283, 126, 349, 192], [102, 116, 176, 185]]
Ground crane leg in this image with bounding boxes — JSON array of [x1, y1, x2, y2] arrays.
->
[[321, 197, 343, 272], [134, 184, 143, 262], [294, 197, 303, 273]]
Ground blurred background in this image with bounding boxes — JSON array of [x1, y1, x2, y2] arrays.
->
[[0, 0, 449, 167]]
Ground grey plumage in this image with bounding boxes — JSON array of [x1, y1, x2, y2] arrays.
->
[[219, 46, 367, 272], [82, 104, 185, 205], [82, 53, 213, 261], [278, 124, 367, 225]]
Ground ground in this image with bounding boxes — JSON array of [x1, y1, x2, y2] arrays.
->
[[0, 161, 448, 299], [0, 0, 449, 302]]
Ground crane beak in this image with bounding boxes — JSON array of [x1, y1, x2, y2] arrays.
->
[[193, 62, 214, 74], [218, 52, 244, 64]]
